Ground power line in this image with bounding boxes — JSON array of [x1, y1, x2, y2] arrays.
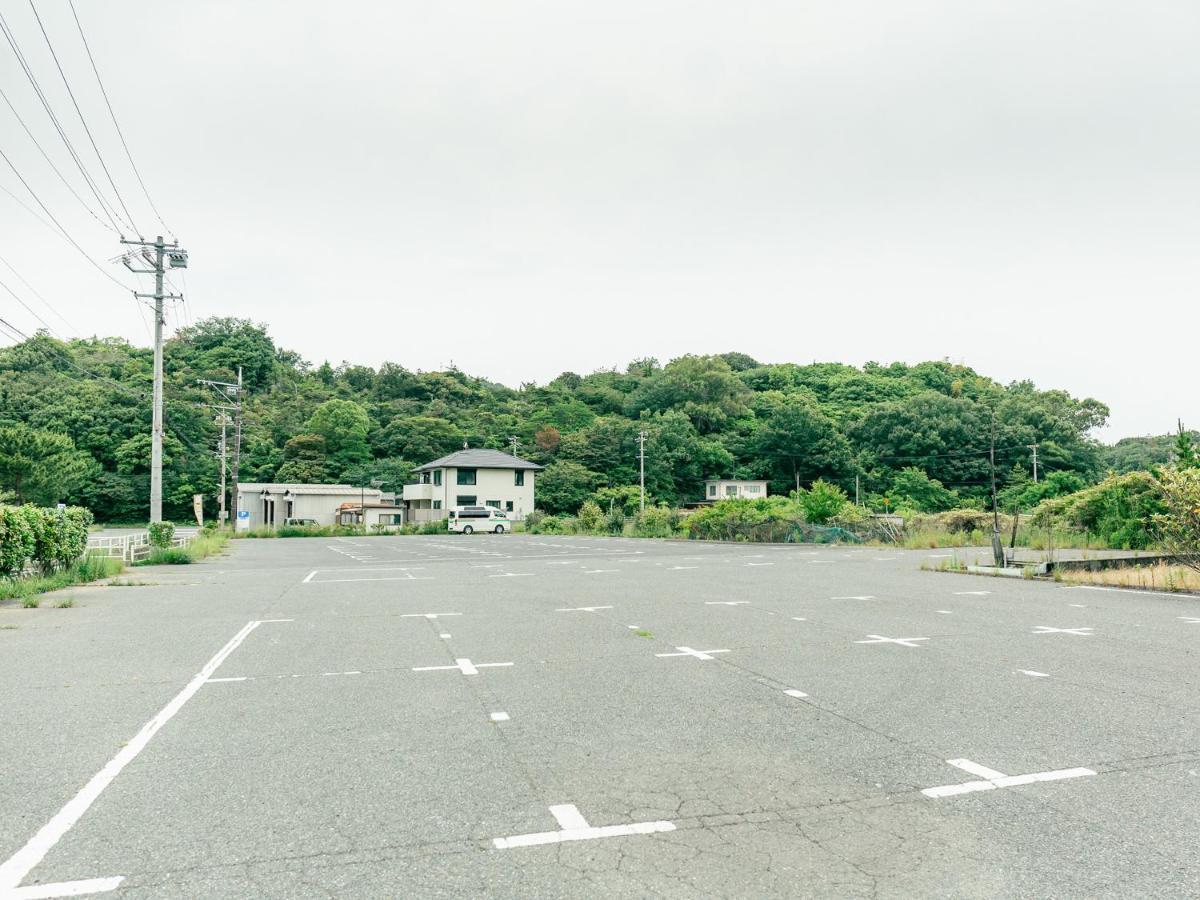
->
[[0, 143, 133, 292], [0, 251, 78, 335], [25, 0, 139, 235], [68, 0, 172, 239], [0, 85, 114, 232], [0, 274, 62, 338], [0, 8, 124, 235]]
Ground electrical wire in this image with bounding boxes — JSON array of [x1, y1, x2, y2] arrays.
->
[[0, 274, 63, 338], [0, 85, 114, 233], [68, 0, 172, 240], [26, 0, 139, 236], [0, 144, 133, 292], [0, 251, 79, 334], [0, 8, 124, 235]]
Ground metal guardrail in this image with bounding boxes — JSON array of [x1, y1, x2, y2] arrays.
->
[[86, 531, 193, 563]]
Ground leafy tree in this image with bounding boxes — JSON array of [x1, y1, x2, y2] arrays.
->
[[752, 393, 852, 493], [0, 424, 93, 504], [1174, 421, 1199, 469], [537, 461, 601, 515], [373, 416, 464, 463], [306, 399, 371, 477], [889, 467, 960, 512], [1154, 466, 1200, 570], [275, 434, 330, 483], [797, 479, 848, 524]]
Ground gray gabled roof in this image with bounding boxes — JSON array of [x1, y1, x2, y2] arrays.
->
[[414, 449, 544, 473]]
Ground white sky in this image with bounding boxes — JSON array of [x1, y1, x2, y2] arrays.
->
[[2, 1, 1197, 440]]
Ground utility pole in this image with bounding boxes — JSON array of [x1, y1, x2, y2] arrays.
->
[[855, 473, 861, 507], [199, 367, 242, 530], [989, 407, 1004, 567], [217, 412, 228, 525], [509, 435, 520, 457], [122, 236, 186, 523], [1028, 444, 1039, 483], [637, 430, 648, 514]]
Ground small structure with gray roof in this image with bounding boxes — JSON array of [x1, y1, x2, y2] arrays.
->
[[402, 448, 543, 523]]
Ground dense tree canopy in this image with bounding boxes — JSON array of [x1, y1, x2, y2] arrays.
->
[[0, 319, 1127, 521]]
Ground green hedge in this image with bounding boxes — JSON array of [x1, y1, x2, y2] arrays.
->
[[0, 505, 93, 576]]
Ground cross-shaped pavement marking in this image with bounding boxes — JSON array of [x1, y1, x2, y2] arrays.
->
[[492, 803, 675, 850], [400, 612, 462, 620], [922, 757, 1095, 799], [1031, 626, 1093, 636], [412, 658, 514, 676], [854, 634, 928, 648], [655, 646, 730, 661], [556, 606, 614, 613], [705, 601, 749, 606]]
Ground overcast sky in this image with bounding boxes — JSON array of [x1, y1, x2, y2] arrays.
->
[[2, 1, 1197, 440]]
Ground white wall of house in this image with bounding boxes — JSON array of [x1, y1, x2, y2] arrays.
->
[[403, 467, 535, 522], [237, 484, 384, 529], [704, 480, 769, 501]]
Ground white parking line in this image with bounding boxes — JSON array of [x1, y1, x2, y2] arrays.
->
[[922, 758, 1095, 799], [0, 619, 284, 898], [412, 658, 514, 676], [655, 646, 730, 661], [1017, 669, 1050, 677], [854, 635, 928, 648], [492, 804, 675, 850]]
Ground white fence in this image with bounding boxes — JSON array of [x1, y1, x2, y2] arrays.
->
[[86, 531, 194, 563]]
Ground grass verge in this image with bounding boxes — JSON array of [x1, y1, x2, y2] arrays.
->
[[0, 555, 125, 605], [137, 531, 230, 566], [1056, 562, 1200, 594]]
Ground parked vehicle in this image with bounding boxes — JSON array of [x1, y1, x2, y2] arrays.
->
[[283, 517, 318, 527], [448, 506, 509, 534]]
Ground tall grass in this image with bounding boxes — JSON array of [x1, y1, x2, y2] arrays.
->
[[1057, 562, 1200, 594], [138, 531, 229, 565], [0, 554, 124, 603]]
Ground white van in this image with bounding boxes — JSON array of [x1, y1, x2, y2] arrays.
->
[[448, 505, 510, 534]]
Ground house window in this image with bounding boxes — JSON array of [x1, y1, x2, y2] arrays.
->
[[725, 485, 738, 497], [505, 501, 514, 512], [457, 468, 476, 485], [745, 484, 761, 494], [707, 484, 717, 497], [420, 472, 430, 484], [486, 500, 501, 509], [514, 470, 524, 486], [456, 495, 477, 506], [432, 500, 442, 510], [433, 469, 442, 486]]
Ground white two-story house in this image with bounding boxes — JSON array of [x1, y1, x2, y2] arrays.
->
[[401, 449, 542, 522]]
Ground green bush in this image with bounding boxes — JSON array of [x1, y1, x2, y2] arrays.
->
[[577, 500, 603, 533], [603, 505, 627, 535], [0, 504, 93, 576], [1034, 471, 1165, 550], [148, 521, 175, 549], [632, 506, 681, 538], [418, 519, 445, 534], [797, 480, 848, 525]]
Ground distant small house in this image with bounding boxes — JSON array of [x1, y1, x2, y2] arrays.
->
[[401, 448, 542, 522], [236, 483, 395, 529], [704, 479, 769, 501]]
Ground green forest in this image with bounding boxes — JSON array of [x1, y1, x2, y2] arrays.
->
[[0, 317, 1184, 524]]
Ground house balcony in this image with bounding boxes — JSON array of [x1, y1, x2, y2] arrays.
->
[[402, 482, 436, 502]]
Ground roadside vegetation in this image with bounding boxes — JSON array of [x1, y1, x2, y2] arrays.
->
[[0, 504, 123, 604], [1055, 562, 1200, 594]]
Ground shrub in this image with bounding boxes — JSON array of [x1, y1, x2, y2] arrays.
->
[[418, 519, 445, 534], [632, 506, 681, 538], [0, 505, 93, 576], [1153, 466, 1200, 571], [1035, 471, 1165, 550], [577, 500, 603, 533], [148, 521, 175, 549], [603, 505, 627, 535], [798, 480, 849, 525]]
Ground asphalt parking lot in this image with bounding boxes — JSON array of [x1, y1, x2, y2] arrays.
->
[[1, 535, 1198, 898]]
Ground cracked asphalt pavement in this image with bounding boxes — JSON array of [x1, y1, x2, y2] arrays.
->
[[1, 535, 1198, 898]]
